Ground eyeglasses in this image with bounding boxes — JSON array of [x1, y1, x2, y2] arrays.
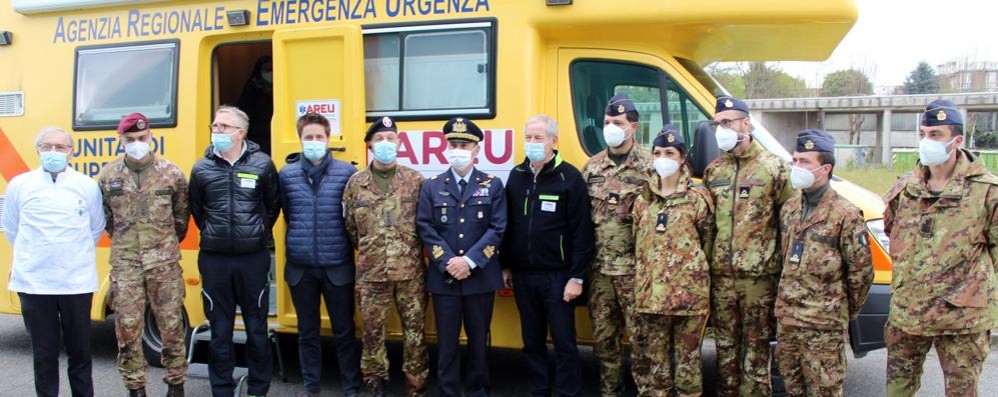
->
[[709, 117, 748, 129], [37, 143, 72, 152], [209, 123, 242, 133]]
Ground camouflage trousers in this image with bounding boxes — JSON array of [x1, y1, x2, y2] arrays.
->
[[775, 324, 846, 397], [356, 279, 429, 384], [710, 274, 777, 397], [587, 272, 642, 396], [885, 322, 990, 397], [110, 262, 188, 389], [632, 314, 708, 397]]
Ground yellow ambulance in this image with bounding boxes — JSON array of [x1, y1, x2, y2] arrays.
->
[[0, 0, 890, 362]]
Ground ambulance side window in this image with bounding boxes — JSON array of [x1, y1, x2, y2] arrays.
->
[[72, 40, 179, 131], [570, 60, 709, 156], [363, 21, 495, 119]]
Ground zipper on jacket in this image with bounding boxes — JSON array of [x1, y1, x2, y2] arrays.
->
[[227, 161, 235, 253], [728, 159, 740, 269], [559, 234, 564, 262], [313, 191, 319, 264], [527, 171, 538, 266]]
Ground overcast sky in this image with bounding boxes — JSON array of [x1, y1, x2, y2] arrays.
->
[[767, 0, 998, 89]]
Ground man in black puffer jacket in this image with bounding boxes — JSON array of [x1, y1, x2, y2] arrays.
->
[[189, 106, 280, 397]]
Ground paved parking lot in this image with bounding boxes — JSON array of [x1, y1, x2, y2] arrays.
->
[[0, 314, 995, 396]]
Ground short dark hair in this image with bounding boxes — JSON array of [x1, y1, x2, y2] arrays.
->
[[818, 151, 836, 178], [296, 113, 330, 137], [950, 124, 964, 137], [624, 110, 639, 123]]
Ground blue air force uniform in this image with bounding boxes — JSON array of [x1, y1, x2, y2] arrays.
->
[[415, 117, 507, 397]]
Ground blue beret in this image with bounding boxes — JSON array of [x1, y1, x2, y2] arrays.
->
[[715, 96, 750, 113], [921, 99, 963, 126], [365, 116, 397, 141], [653, 123, 685, 148], [443, 117, 483, 142], [796, 129, 835, 153], [605, 94, 637, 116]]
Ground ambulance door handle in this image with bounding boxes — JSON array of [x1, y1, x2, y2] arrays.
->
[[329, 146, 346, 152]]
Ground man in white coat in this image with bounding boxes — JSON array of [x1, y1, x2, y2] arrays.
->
[[2, 127, 105, 397]]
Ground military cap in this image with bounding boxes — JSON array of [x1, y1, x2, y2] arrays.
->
[[653, 123, 685, 148], [605, 93, 637, 116], [116, 112, 149, 134], [365, 116, 398, 141], [921, 99, 963, 126], [715, 96, 750, 113], [442, 117, 482, 143], [795, 129, 835, 153]]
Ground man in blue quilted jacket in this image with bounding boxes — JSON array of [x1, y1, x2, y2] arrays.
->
[[278, 112, 361, 397]]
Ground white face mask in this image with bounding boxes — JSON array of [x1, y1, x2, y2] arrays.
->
[[790, 165, 823, 190], [602, 123, 628, 148], [124, 141, 151, 161], [445, 148, 474, 169], [653, 157, 680, 179], [918, 137, 956, 167], [715, 126, 743, 152]]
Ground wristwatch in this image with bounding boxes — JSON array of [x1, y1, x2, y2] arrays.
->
[[569, 277, 584, 285]]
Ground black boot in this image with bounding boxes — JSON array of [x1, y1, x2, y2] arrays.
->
[[127, 387, 147, 397], [165, 383, 184, 397]]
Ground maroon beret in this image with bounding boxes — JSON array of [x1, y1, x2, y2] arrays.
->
[[117, 113, 149, 134]]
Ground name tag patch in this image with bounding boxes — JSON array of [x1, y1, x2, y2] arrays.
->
[[541, 201, 557, 212], [240, 178, 257, 189]]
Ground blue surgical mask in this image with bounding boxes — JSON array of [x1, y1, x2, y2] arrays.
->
[[372, 140, 398, 164], [524, 142, 547, 163], [302, 140, 327, 161], [211, 133, 233, 153], [40, 151, 68, 173]]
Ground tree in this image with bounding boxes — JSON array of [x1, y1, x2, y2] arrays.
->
[[903, 61, 939, 94], [707, 64, 747, 99], [820, 69, 873, 97], [742, 62, 807, 99]]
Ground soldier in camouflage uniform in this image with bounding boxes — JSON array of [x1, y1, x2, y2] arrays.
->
[[344, 117, 428, 397], [631, 126, 713, 397], [98, 113, 189, 397], [582, 94, 654, 396], [883, 100, 997, 397], [774, 129, 873, 397], [703, 97, 795, 397]]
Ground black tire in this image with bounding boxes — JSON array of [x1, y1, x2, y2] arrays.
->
[[141, 305, 191, 368]]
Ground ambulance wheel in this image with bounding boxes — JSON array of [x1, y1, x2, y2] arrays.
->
[[142, 305, 191, 368]]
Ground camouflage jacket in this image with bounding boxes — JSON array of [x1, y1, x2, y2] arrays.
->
[[704, 140, 795, 276], [884, 149, 998, 335], [632, 169, 715, 315], [582, 146, 653, 276], [776, 186, 873, 330], [99, 155, 189, 269], [344, 165, 425, 283]]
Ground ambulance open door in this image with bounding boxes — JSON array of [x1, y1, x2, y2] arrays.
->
[[271, 25, 366, 329]]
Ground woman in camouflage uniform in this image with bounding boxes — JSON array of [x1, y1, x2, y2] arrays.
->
[[631, 124, 715, 397]]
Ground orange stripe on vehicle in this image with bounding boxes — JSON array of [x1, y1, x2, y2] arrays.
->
[[98, 217, 199, 249], [0, 126, 31, 182]]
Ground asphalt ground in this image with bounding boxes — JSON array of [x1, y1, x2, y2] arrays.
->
[[0, 314, 995, 396]]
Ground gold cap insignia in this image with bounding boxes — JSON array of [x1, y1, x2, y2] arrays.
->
[[804, 140, 814, 150], [136, 119, 146, 130], [937, 111, 947, 121], [667, 133, 675, 143], [432, 245, 444, 259], [617, 104, 625, 113], [382, 117, 392, 127], [483, 245, 496, 259], [453, 120, 467, 133], [724, 99, 734, 108]]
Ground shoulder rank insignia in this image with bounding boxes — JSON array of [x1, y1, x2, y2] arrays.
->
[[607, 192, 620, 205], [432, 245, 445, 259], [483, 245, 496, 259], [430, 175, 438, 180]]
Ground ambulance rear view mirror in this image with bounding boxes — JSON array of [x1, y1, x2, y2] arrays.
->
[[226, 10, 251, 27], [0, 31, 11, 46], [546, 0, 572, 5]]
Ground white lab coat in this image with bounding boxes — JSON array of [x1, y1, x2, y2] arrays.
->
[[2, 167, 104, 295]]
